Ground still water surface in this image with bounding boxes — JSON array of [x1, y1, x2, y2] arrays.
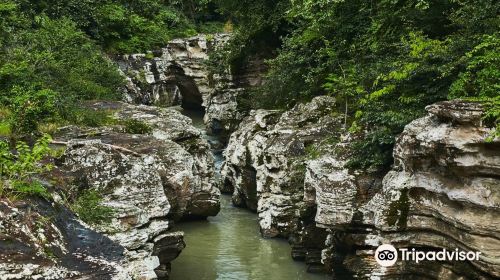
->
[[170, 196, 329, 280], [173, 109, 329, 280]]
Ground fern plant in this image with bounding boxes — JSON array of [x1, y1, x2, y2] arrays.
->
[[0, 134, 53, 199]]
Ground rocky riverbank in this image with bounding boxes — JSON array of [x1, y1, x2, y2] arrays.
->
[[222, 98, 500, 278], [1, 101, 219, 280], [0, 33, 250, 280], [1, 33, 498, 280]]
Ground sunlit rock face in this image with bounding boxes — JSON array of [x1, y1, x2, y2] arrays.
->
[[223, 99, 499, 277], [221, 96, 342, 271], [307, 101, 499, 279], [116, 34, 266, 141], [57, 102, 220, 221], [44, 101, 219, 279], [116, 35, 224, 109]]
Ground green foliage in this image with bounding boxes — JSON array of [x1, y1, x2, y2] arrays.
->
[[94, 3, 197, 53], [67, 109, 115, 128], [0, 107, 11, 137], [214, 0, 291, 71], [304, 144, 321, 160], [449, 34, 500, 136], [0, 134, 53, 199], [449, 34, 500, 99], [7, 87, 58, 136], [197, 21, 225, 35], [0, 16, 124, 101], [123, 119, 153, 134], [71, 189, 114, 226], [219, 0, 500, 171], [12, 0, 224, 54], [0, 1, 225, 137], [0, 12, 124, 136], [0, 122, 10, 137]]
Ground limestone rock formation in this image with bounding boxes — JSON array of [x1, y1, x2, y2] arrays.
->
[[221, 96, 341, 271], [117, 34, 266, 141], [306, 100, 499, 279], [0, 198, 128, 280], [223, 98, 499, 278], [116, 35, 228, 109], [56, 101, 220, 220], [204, 57, 267, 140], [54, 102, 220, 279], [0, 101, 220, 280]]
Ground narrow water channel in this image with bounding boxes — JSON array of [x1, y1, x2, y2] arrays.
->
[[172, 109, 329, 280]]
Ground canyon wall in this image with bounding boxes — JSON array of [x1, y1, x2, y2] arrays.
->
[[1, 101, 219, 280], [116, 34, 265, 141], [221, 96, 343, 271], [222, 99, 499, 278], [2, 32, 498, 280]]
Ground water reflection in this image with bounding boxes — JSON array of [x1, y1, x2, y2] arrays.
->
[[170, 196, 329, 280], [174, 108, 329, 280]]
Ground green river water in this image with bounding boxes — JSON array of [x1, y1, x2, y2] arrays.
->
[[170, 195, 329, 280], [171, 109, 329, 280]]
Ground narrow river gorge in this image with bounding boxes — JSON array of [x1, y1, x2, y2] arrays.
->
[[173, 109, 329, 280], [171, 195, 328, 280], [1, 33, 497, 280]]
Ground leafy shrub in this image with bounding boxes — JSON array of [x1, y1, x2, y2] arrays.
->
[[0, 1, 227, 136], [67, 109, 115, 128], [197, 21, 225, 35], [0, 107, 11, 137], [7, 87, 58, 136], [0, 134, 53, 199], [71, 189, 114, 226], [0, 14, 124, 136], [449, 34, 500, 139], [122, 119, 153, 134], [0, 122, 10, 137], [11, 0, 224, 54]]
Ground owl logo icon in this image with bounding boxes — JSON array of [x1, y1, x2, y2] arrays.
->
[[375, 244, 398, 267]]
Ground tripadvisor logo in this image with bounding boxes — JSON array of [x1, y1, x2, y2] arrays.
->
[[375, 244, 398, 267], [375, 244, 481, 267]]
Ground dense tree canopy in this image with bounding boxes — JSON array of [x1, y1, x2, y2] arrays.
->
[[215, 0, 499, 171], [0, 0, 224, 137], [0, 0, 498, 170]]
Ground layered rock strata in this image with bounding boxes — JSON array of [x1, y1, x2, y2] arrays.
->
[[307, 101, 500, 278], [0, 101, 220, 279], [221, 96, 341, 271], [55, 102, 220, 279], [117, 34, 265, 141], [116, 35, 228, 109], [223, 99, 499, 278]]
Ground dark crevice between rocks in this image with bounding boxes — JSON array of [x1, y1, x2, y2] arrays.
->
[[230, 164, 258, 212], [291, 204, 330, 274], [166, 65, 204, 111]]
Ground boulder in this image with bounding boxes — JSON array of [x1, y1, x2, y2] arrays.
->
[[0, 198, 128, 280], [27, 101, 220, 279], [221, 96, 341, 271], [307, 100, 499, 279]]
